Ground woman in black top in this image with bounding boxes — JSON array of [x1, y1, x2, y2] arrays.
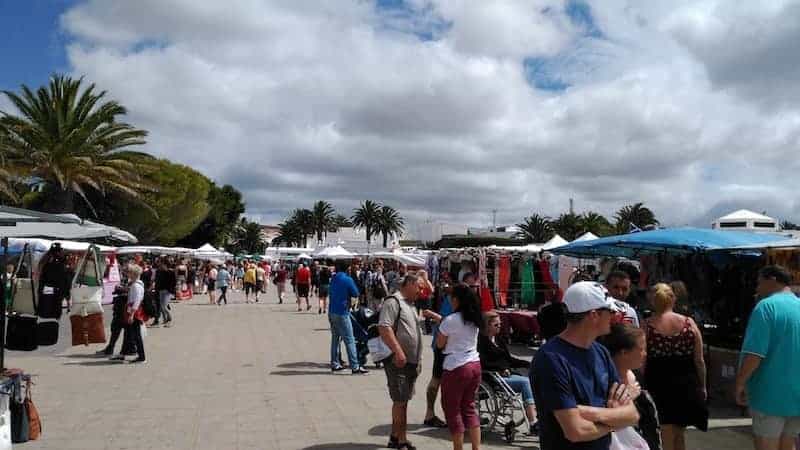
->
[[317, 265, 332, 314], [478, 311, 538, 434]]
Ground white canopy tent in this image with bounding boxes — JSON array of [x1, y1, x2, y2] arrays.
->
[[542, 235, 569, 251], [0, 206, 138, 242], [116, 246, 194, 256], [573, 232, 599, 242], [296, 253, 313, 261], [314, 246, 355, 260], [193, 243, 232, 261]]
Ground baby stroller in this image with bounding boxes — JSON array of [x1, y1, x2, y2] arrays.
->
[[350, 306, 380, 368]]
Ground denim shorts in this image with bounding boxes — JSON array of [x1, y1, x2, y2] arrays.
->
[[751, 409, 800, 439]]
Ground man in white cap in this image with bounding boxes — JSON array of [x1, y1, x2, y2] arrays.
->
[[530, 282, 639, 450]]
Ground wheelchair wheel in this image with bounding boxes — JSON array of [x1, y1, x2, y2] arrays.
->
[[476, 382, 499, 430], [504, 421, 516, 444]]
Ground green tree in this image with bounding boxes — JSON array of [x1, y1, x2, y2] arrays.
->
[[615, 203, 659, 233], [551, 212, 583, 241], [273, 218, 303, 247], [74, 159, 210, 245], [311, 200, 337, 244], [351, 200, 381, 246], [0, 75, 151, 214], [516, 214, 553, 243], [178, 183, 245, 248], [580, 211, 613, 236], [376, 205, 405, 248], [290, 208, 314, 248], [332, 214, 352, 229], [230, 219, 267, 254]]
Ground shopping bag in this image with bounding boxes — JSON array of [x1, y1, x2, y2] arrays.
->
[[10, 279, 36, 316], [5, 316, 38, 352], [69, 286, 104, 316], [36, 321, 59, 346], [367, 337, 392, 363], [25, 381, 40, 441], [69, 313, 106, 346], [610, 427, 649, 450]]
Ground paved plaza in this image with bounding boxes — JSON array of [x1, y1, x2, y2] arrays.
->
[[8, 288, 753, 449]]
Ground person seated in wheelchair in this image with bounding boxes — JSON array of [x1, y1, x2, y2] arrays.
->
[[479, 311, 539, 435]]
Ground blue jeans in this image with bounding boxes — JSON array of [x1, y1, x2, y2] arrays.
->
[[504, 374, 534, 405], [329, 313, 359, 370]]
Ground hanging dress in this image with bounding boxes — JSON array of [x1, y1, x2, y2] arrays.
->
[[496, 255, 511, 307], [520, 258, 536, 306]]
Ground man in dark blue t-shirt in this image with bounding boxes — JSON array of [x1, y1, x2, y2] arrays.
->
[[531, 282, 639, 450]]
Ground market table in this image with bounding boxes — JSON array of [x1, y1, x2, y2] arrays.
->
[[497, 310, 539, 342]]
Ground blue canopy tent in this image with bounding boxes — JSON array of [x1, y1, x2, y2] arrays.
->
[[549, 227, 792, 258]]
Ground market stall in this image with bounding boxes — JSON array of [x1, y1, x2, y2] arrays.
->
[[550, 227, 795, 404]]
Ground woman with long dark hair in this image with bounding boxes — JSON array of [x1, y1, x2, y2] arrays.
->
[[428, 283, 483, 450]]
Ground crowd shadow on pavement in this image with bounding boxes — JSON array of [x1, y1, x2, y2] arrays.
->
[[270, 361, 331, 376], [368, 423, 541, 448], [63, 360, 125, 367], [301, 444, 382, 450]]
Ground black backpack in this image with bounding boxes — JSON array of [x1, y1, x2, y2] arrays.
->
[[372, 275, 387, 299]]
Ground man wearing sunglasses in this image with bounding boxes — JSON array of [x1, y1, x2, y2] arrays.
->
[[531, 282, 639, 450]]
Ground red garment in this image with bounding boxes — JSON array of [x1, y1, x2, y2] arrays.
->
[[537, 259, 563, 303], [496, 255, 511, 307], [479, 287, 494, 312], [419, 286, 433, 301], [296, 266, 311, 284]]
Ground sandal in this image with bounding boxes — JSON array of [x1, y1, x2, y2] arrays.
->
[[398, 443, 416, 450], [423, 416, 447, 428]]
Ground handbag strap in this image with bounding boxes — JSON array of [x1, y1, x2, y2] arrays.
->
[[9, 244, 37, 312], [384, 295, 402, 332], [71, 249, 89, 288]]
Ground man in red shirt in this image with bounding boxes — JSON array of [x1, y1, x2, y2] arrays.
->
[[295, 263, 312, 311]]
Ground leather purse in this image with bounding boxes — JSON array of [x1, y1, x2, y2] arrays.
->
[[5, 315, 38, 351], [11, 278, 37, 316], [36, 321, 59, 346], [70, 313, 106, 346], [25, 379, 41, 441]]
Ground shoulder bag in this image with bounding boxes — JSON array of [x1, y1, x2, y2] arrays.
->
[[25, 380, 40, 441], [367, 296, 402, 363], [9, 244, 37, 316], [69, 247, 104, 317]]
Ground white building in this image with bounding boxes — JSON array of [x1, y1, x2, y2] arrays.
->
[[317, 227, 399, 253], [712, 209, 779, 232], [406, 220, 469, 243]]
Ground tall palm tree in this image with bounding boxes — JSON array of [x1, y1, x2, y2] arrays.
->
[[0, 130, 19, 201], [351, 200, 381, 246], [580, 211, 612, 237], [273, 219, 303, 247], [551, 212, 583, 241], [376, 205, 405, 248], [290, 208, 314, 247], [311, 200, 337, 244], [0, 75, 152, 214], [232, 219, 267, 254], [515, 214, 553, 243], [615, 203, 659, 234]]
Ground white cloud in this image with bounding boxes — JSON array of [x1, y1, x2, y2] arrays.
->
[[54, 0, 800, 232]]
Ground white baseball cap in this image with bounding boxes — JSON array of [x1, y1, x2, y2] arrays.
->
[[564, 281, 620, 314]]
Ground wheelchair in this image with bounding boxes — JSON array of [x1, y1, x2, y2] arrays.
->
[[475, 371, 530, 444]]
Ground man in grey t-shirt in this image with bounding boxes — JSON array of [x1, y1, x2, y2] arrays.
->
[[379, 274, 422, 449]]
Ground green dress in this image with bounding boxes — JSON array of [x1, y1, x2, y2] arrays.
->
[[520, 258, 536, 306]]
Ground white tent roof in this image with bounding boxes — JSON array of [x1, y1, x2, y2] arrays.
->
[[8, 238, 116, 254], [574, 232, 599, 242], [542, 234, 569, 250], [314, 246, 355, 260], [116, 246, 194, 256], [0, 206, 137, 242], [296, 253, 313, 260], [196, 243, 219, 252], [716, 209, 775, 223]]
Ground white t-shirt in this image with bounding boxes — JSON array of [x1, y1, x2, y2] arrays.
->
[[439, 312, 480, 371]]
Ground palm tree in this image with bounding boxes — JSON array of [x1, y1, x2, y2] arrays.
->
[[273, 219, 303, 247], [232, 220, 267, 254], [551, 212, 583, 241], [0, 75, 151, 214], [376, 205, 405, 248], [290, 208, 314, 247], [351, 200, 381, 247], [0, 130, 20, 201], [615, 203, 659, 234], [332, 214, 352, 229], [311, 200, 337, 244], [515, 214, 553, 243], [580, 211, 612, 236]]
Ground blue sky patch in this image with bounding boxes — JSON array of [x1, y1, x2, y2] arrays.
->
[[565, 0, 604, 39], [374, 0, 451, 42], [524, 57, 571, 92]]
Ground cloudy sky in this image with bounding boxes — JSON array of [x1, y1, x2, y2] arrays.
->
[[3, 0, 800, 233]]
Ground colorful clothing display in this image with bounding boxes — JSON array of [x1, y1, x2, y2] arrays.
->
[[520, 258, 535, 306], [496, 255, 511, 307]]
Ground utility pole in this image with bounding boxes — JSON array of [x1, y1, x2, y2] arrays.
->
[[569, 198, 574, 215], [492, 209, 498, 232]]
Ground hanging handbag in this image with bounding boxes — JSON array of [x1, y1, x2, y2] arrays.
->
[[25, 380, 40, 441], [9, 245, 37, 316], [5, 315, 38, 352], [69, 248, 104, 317], [36, 321, 59, 346], [9, 381, 28, 444], [69, 313, 106, 346]]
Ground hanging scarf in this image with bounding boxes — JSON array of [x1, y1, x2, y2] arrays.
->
[[478, 250, 494, 311], [496, 255, 511, 307], [520, 257, 536, 306]]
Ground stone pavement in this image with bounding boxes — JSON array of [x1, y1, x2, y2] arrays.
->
[[7, 287, 754, 449]]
